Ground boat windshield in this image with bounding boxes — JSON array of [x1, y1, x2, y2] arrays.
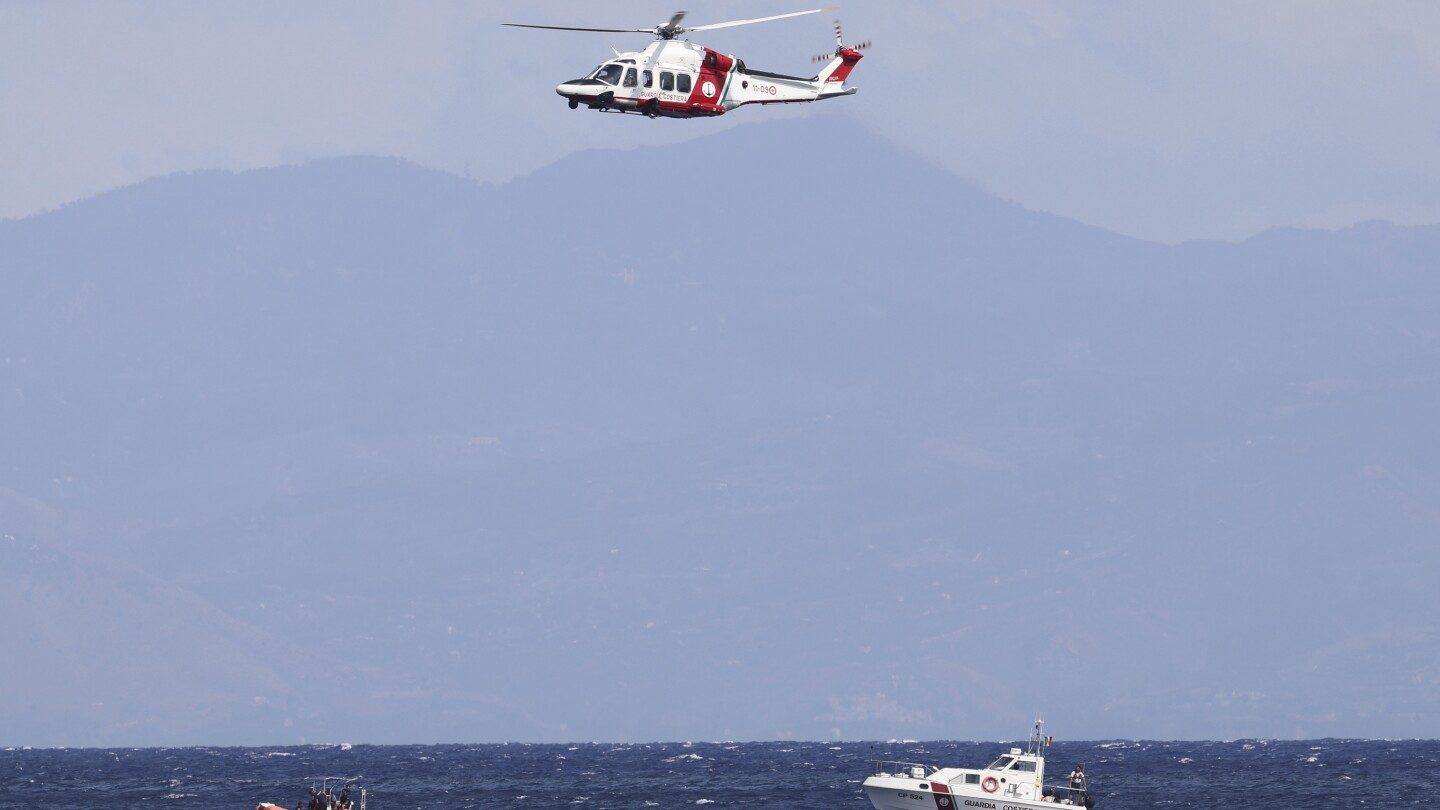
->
[[987, 755, 1015, 771], [590, 63, 624, 85]]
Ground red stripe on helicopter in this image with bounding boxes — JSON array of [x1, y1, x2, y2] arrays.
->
[[825, 49, 864, 83]]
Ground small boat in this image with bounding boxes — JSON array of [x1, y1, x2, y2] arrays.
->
[[862, 720, 1095, 810], [256, 776, 366, 810]]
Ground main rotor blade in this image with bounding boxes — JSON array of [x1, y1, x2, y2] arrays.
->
[[686, 7, 837, 33], [502, 23, 651, 34]]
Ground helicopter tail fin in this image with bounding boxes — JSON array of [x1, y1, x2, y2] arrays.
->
[[811, 19, 868, 90], [811, 48, 863, 99], [815, 48, 863, 86]]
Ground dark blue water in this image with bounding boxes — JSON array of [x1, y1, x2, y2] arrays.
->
[[2, 739, 1437, 809]]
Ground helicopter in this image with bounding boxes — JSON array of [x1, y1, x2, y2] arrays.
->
[[503, 8, 869, 118]]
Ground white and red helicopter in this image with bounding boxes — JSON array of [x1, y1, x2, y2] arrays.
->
[[503, 8, 869, 118]]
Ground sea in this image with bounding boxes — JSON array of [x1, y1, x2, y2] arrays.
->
[[2, 738, 1437, 809]]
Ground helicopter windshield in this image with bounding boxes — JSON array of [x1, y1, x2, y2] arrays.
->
[[590, 63, 624, 85]]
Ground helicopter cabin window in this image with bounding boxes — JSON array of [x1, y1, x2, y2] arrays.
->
[[677, 73, 692, 93], [659, 71, 674, 92], [623, 67, 638, 87], [591, 64, 623, 86], [642, 70, 653, 88]]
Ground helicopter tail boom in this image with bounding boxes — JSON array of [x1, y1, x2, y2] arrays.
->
[[728, 54, 861, 107]]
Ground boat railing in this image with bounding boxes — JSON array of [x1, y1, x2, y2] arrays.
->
[[1037, 782, 1091, 806], [872, 760, 935, 779]]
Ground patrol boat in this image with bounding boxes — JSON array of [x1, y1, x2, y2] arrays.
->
[[862, 720, 1094, 810], [255, 776, 366, 810]]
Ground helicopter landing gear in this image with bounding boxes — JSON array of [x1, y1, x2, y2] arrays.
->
[[568, 98, 579, 109], [644, 98, 661, 118]]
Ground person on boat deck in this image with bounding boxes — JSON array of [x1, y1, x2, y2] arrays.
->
[[1069, 764, 1086, 803]]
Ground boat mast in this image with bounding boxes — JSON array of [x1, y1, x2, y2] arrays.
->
[[1028, 717, 1046, 757]]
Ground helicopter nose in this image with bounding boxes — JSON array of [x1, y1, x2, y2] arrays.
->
[[556, 79, 592, 99]]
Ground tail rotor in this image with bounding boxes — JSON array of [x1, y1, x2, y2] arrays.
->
[[813, 18, 871, 62]]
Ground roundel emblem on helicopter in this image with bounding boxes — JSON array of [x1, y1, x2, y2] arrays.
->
[[701, 80, 717, 98]]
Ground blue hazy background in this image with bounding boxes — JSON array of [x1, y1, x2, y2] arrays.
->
[[2, 3, 1439, 748]]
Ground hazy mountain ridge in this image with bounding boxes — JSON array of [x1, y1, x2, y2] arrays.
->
[[2, 118, 1437, 746]]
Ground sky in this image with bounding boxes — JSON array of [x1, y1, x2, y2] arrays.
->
[[3, 1, 1440, 243]]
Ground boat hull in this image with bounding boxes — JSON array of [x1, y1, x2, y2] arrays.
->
[[863, 775, 1082, 810]]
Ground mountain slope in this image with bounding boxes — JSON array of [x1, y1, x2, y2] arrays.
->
[[2, 117, 1438, 745]]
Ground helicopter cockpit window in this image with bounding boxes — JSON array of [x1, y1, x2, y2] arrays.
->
[[623, 67, 638, 87], [591, 64, 624, 85]]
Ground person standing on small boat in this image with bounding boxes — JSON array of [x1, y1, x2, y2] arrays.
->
[[1069, 765, 1087, 804]]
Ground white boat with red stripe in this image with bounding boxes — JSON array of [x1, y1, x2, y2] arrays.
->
[[863, 721, 1096, 810]]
